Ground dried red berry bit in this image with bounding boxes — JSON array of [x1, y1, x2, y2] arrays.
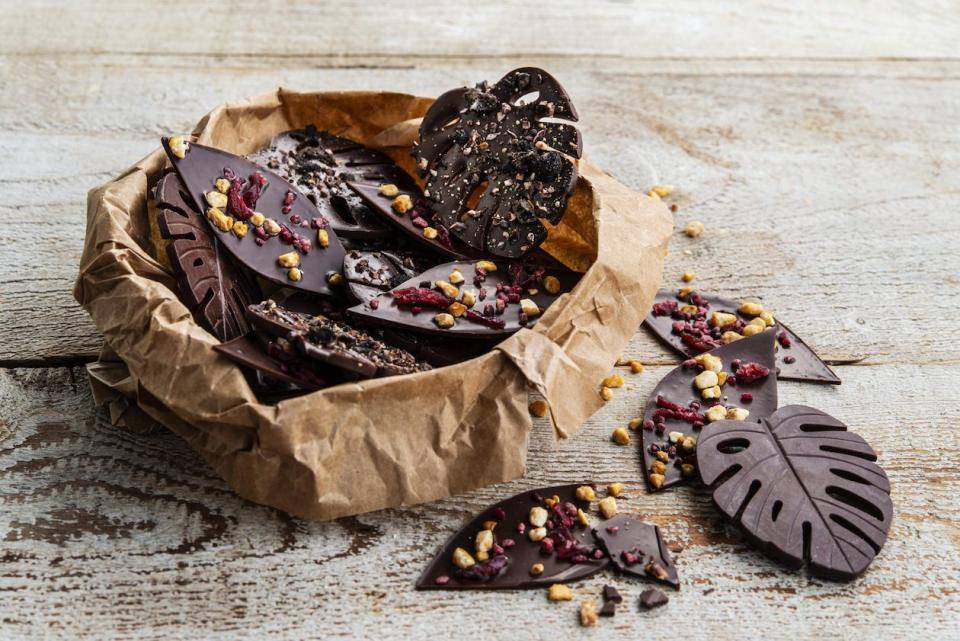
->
[[777, 330, 792, 348], [735, 362, 770, 384], [392, 287, 452, 309]]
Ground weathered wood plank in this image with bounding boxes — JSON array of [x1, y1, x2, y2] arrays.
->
[[0, 366, 956, 639]]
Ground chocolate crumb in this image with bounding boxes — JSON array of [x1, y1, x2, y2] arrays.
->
[[639, 588, 669, 610]]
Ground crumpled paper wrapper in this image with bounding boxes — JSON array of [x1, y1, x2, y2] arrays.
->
[[74, 88, 672, 521]]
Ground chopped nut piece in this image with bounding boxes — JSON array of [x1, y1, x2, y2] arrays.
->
[[547, 584, 573, 601], [742, 323, 765, 337], [435, 280, 460, 298], [680, 463, 696, 477], [327, 272, 344, 286], [482, 520, 497, 531], [668, 431, 684, 443], [529, 506, 548, 527], [722, 330, 745, 344], [206, 207, 234, 232], [650, 460, 667, 475], [607, 483, 624, 497], [702, 385, 722, 400], [433, 313, 455, 329], [277, 251, 300, 268], [645, 562, 670, 581], [683, 220, 705, 237], [759, 310, 776, 326], [452, 547, 476, 569], [447, 302, 467, 317], [717, 371, 729, 386], [475, 529, 494, 561], [679, 304, 699, 315], [391, 194, 413, 214], [748, 316, 767, 327], [694, 370, 719, 389], [519, 298, 541, 317], [739, 301, 765, 316], [316, 229, 330, 248], [695, 353, 723, 372], [612, 427, 631, 445], [287, 267, 302, 282], [215, 178, 231, 193], [448, 269, 465, 284], [543, 275, 562, 294], [628, 417, 643, 430], [577, 508, 589, 526], [575, 485, 596, 502], [709, 311, 737, 328], [681, 270, 696, 283], [544, 495, 560, 508], [476, 260, 498, 272], [423, 227, 438, 239], [205, 191, 228, 209], [650, 184, 674, 198], [600, 387, 614, 401], [580, 600, 599, 627], [460, 289, 477, 307], [262, 218, 281, 235], [168, 135, 189, 159], [528, 526, 548, 542], [249, 212, 265, 227], [655, 450, 669, 463], [602, 374, 624, 388], [627, 360, 644, 374], [680, 436, 697, 453], [530, 563, 545, 576], [598, 496, 617, 519], [529, 399, 550, 418], [705, 405, 729, 422], [232, 221, 249, 239], [377, 183, 399, 197], [726, 407, 750, 421], [648, 473, 665, 489]]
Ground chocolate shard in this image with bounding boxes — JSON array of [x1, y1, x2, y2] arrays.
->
[[212, 334, 328, 390], [640, 329, 779, 492], [161, 137, 347, 297], [342, 249, 433, 304], [153, 171, 260, 341], [599, 601, 617, 617], [645, 288, 841, 384], [414, 67, 582, 258], [697, 405, 893, 581], [592, 515, 680, 589], [347, 259, 580, 338], [247, 127, 392, 239], [602, 585, 623, 603], [639, 588, 669, 609], [416, 484, 609, 590]]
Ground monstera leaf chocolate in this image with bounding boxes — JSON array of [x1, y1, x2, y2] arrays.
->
[[153, 171, 260, 341], [646, 289, 841, 384], [162, 137, 347, 297], [413, 67, 582, 258], [592, 515, 679, 589], [640, 329, 779, 492], [697, 405, 893, 580]]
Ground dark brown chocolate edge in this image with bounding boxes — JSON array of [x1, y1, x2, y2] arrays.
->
[[592, 514, 680, 589]]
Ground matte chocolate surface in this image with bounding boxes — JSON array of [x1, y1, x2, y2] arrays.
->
[[640, 330, 779, 492], [698, 405, 893, 581], [162, 137, 347, 297], [247, 126, 392, 239], [639, 588, 669, 609], [342, 249, 431, 303], [593, 515, 680, 589], [645, 288, 840, 384], [417, 484, 609, 590], [212, 334, 327, 390], [414, 67, 582, 257], [347, 259, 580, 338], [153, 171, 260, 341]]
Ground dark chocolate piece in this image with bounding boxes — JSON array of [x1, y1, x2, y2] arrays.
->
[[645, 289, 841, 384], [697, 405, 893, 581], [247, 127, 391, 239], [153, 171, 260, 341], [416, 484, 609, 590], [599, 601, 616, 617], [161, 137, 347, 297], [379, 329, 499, 368], [342, 250, 431, 303], [593, 515, 680, 589], [640, 329, 779, 492], [212, 334, 327, 390], [602, 585, 623, 603], [639, 588, 669, 610], [414, 67, 582, 257], [348, 259, 580, 338]]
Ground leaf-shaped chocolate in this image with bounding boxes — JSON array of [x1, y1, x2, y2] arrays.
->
[[342, 249, 432, 304], [154, 171, 260, 341], [347, 259, 580, 338], [592, 515, 680, 589], [162, 137, 347, 297], [247, 126, 392, 239], [414, 67, 582, 258], [697, 405, 893, 580], [417, 484, 608, 590], [640, 329, 779, 492], [645, 289, 841, 384]]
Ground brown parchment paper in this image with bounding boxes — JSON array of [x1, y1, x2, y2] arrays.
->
[[74, 88, 672, 521]]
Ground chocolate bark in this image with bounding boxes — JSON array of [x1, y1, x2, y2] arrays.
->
[[592, 515, 680, 589]]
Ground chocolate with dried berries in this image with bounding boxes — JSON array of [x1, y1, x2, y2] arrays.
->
[[413, 67, 582, 257], [645, 288, 841, 384], [342, 249, 434, 304], [592, 515, 680, 589], [640, 329, 779, 492], [347, 259, 580, 338], [162, 137, 347, 297], [213, 334, 328, 390]]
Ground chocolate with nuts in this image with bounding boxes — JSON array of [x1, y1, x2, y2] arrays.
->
[[593, 515, 680, 589]]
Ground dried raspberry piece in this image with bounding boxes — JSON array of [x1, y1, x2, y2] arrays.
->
[[735, 362, 770, 384], [391, 287, 453, 309]]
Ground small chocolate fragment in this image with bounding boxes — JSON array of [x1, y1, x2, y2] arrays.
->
[[602, 585, 623, 603], [213, 334, 327, 390], [593, 515, 680, 589], [153, 171, 260, 341], [640, 329, 779, 492], [417, 484, 609, 590], [697, 405, 893, 581], [348, 259, 580, 338], [342, 249, 433, 304], [599, 601, 616, 617], [639, 588, 669, 610], [414, 67, 582, 257], [161, 137, 347, 297], [645, 288, 841, 384]]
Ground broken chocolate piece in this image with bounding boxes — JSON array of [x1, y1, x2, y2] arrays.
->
[[153, 171, 260, 341], [639, 588, 669, 610], [414, 67, 582, 258], [247, 127, 391, 239], [640, 329, 779, 492], [645, 289, 841, 384], [417, 484, 608, 590], [161, 137, 347, 297], [602, 585, 623, 603], [342, 249, 433, 304], [348, 259, 580, 338], [697, 405, 893, 581], [213, 334, 327, 390], [599, 601, 616, 617], [593, 515, 680, 589]]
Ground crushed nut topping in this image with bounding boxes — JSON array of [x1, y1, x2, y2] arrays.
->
[[547, 584, 573, 601], [277, 251, 300, 268], [423, 227, 438, 239], [519, 298, 541, 317], [378, 183, 400, 197], [316, 229, 330, 248], [528, 399, 549, 418], [611, 428, 631, 446], [287, 267, 302, 282], [580, 600, 599, 627], [681, 270, 696, 283], [435, 280, 460, 298], [528, 526, 548, 542], [543, 275, 562, 294], [205, 191, 228, 209], [391, 194, 413, 214], [598, 496, 617, 519], [433, 313, 455, 329], [530, 563, 545, 576], [168, 135, 189, 159], [683, 220, 705, 237], [600, 387, 614, 401], [575, 485, 597, 502], [602, 374, 624, 389], [452, 547, 476, 569], [607, 483, 623, 497]]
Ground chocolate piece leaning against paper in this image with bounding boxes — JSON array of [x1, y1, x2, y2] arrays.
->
[[697, 405, 893, 581], [247, 126, 391, 239], [646, 289, 840, 384], [162, 136, 347, 297], [213, 334, 328, 390], [413, 67, 582, 258], [417, 484, 608, 590], [348, 259, 581, 338], [152, 171, 261, 341], [592, 515, 679, 589], [641, 329, 778, 493]]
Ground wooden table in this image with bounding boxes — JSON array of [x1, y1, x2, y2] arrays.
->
[[2, 2, 958, 638]]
